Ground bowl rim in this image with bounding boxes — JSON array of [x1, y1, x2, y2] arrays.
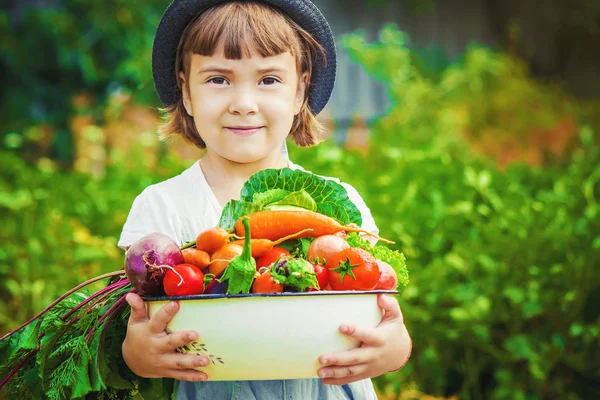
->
[[142, 290, 399, 302]]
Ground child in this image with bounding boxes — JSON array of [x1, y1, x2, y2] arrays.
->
[[119, 1, 411, 398]]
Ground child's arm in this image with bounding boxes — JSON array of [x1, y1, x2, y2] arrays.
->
[[317, 182, 412, 384], [122, 293, 210, 381], [316, 294, 411, 385], [119, 186, 209, 381]]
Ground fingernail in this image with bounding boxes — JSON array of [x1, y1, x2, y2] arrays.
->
[[195, 357, 207, 367], [169, 301, 177, 309], [320, 357, 329, 365], [340, 324, 349, 333], [319, 370, 330, 378], [201, 375, 208, 382], [187, 332, 197, 341]]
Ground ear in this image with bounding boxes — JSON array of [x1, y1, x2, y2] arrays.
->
[[179, 71, 193, 117], [294, 72, 308, 115]]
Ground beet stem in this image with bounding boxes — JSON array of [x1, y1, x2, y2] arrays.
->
[[84, 280, 130, 314], [0, 270, 125, 343], [86, 290, 132, 343], [62, 279, 129, 321], [0, 344, 40, 389]]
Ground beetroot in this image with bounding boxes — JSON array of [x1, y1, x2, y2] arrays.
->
[[124, 233, 184, 296]]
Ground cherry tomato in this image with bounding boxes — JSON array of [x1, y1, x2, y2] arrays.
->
[[163, 264, 205, 296], [375, 260, 398, 290], [255, 248, 291, 270], [326, 248, 379, 291], [312, 263, 330, 290], [251, 269, 284, 293]]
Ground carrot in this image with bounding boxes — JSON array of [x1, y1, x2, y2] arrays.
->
[[182, 248, 211, 268], [230, 228, 313, 258], [197, 227, 242, 255], [209, 243, 243, 275], [233, 210, 394, 244]]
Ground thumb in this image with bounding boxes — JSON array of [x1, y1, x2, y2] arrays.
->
[[378, 294, 402, 323], [126, 292, 148, 325]]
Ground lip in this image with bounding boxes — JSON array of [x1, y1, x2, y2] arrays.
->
[[226, 126, 263, 136]]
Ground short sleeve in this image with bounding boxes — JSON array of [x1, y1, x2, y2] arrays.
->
[[117, 186, 182, 250], [340, 182, 380, 245]]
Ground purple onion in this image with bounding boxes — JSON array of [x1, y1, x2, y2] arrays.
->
[[124, 233, 184, 296]]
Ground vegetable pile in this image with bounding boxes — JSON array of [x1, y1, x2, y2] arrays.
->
[[0, 168, 408, 399]]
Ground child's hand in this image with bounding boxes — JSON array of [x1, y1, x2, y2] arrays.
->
[[122, 293, 210, 382], [317, 294, 411, 385]]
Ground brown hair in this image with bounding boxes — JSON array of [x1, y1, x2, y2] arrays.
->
[[158, 1, 327, 148]]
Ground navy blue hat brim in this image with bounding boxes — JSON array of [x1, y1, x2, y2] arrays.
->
[[152, 0, 336, 115]]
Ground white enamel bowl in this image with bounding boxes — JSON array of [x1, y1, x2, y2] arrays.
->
[[144, 291, 397, 381]]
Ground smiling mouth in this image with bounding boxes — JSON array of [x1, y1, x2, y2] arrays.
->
[[226, 126, 264, 135]]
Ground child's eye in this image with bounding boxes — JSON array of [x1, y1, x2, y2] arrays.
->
[[260, 77, 280, 85], [207, 77, 228, 85]]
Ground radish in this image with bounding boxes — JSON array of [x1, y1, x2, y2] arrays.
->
[[124, 232, 184, 296], [375, 260, 398, 290]]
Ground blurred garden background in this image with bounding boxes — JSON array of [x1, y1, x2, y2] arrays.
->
[[1, 0, 600, 399]]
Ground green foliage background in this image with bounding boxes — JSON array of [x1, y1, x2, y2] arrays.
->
[[1, 1, 600, 399]]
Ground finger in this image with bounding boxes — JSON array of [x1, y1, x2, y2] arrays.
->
[[318, 364, 369, 380], [163, 353, 210, 370], [158, 331, 200, 352], [126, 293, 149, 325], [147, 301, 179, 334], [167, 369, 208, 382], [318, 347, 375, 367], [339, 324, 384, 346], [322, 374, 369, 386], [378, 294, 402, 322]]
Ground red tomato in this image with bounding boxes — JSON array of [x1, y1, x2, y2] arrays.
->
[[255, 248, 291, 270], [163, 264, 205, 296], [326, 248, 380, 291], [251, 269, 284, 293], [375, 260, 398, 290], [312, 263, 330, 290]]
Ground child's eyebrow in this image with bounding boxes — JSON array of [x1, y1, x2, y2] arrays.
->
[[197, 66, 289, 75]]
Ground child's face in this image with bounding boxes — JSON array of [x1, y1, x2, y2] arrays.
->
[[181, 47, 306, 164]]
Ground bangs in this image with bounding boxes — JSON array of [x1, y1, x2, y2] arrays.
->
[[182, 2, 302, 60]]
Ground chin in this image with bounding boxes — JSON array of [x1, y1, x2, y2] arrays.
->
[[223, 151, 267, 164]]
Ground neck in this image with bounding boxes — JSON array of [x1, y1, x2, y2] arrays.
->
[[200, 150, 289, 188]]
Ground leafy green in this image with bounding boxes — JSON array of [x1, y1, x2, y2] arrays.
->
[[0, 281, 154, 400], [252, 189, 289, 206], [219, 168, 362, 229], [271, 258, 319, 292], [268, 190, 317, 211], [277, 238, 314, 259], [346, 233, 409, 288], [219, 200, 262, 230]]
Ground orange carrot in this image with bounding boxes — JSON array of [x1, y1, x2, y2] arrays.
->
[[230, 228, 313, 258], [197, 227, 242, 254], [182, 248, 211, 268], [209, 243, 243, 275], [233, 210, 394, 244]]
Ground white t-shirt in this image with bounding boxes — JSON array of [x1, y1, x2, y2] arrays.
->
[[118, 159, 379, 249]]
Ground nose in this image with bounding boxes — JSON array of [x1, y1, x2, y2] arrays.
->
[[229, 86, 259, 116]]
